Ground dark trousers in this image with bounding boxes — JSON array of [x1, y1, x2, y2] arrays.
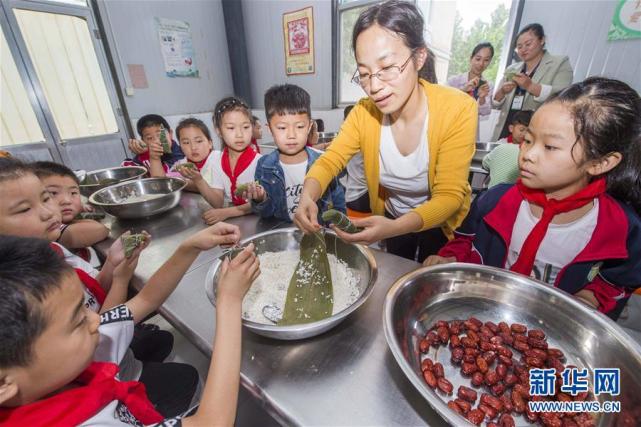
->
[[139, 362, 199, 418], [130, 327, 174, 363], [384, 210, 448, 262], [346, 191, 371, 213]]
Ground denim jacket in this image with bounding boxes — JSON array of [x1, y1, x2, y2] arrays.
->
[[252, 147, 346, 223]]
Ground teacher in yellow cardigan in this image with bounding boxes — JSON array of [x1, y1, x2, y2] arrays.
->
[[294, 0, 477, 261]]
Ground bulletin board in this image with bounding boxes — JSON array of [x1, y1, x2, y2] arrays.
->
[[282, 6, 315, 75], [156, 17, 199, 77]]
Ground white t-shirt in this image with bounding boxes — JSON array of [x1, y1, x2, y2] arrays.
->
[[52, 242, 101, 312], [280, 160, 307, 220], [205, 150, 261, 205], [505, 200, 599, 285], [345, 153, 367, 202], [379, 110, 430, 217]]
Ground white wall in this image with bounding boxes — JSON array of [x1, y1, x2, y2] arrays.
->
[[241, 0, 334, 110], [520, 0, 641, 93], [98, 0, 234, 128]]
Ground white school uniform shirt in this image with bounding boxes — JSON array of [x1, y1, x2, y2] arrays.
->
[[82, 305, 180, 426], [378, 108, 430, 217], [280, 160, 307, 220], [505, 200, 598, 285], [345, 153, 367, 203], [205, 150, 261, 205]]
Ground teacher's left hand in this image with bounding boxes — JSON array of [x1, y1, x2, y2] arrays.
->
[[330, 215, 394, 245]]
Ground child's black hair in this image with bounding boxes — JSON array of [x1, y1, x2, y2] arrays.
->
[[264, 84, 311, 122], [212, 96, 252, 129], [0, 236, 72, 368], [0, 157, 33, 184], [510, 110, 533, 127], [175, 117, 212, 141], [251, 115, 260, 125], [136, 114, 171, 138], [31, 161, 80, 185], [548, 77, 641, 215]]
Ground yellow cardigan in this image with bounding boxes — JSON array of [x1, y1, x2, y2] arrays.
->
[[306, 79, 477, 239]]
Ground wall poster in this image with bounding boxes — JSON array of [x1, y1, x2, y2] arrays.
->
[[155, 17, 199, 77], [282, 6, 315, 75]]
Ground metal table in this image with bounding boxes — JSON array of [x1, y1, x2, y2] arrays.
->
[[96, 193, 445, 426]]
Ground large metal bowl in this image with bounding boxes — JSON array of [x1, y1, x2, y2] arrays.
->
[[383, 263, 641, 426], [79, 166, 147, 197], [205, 227, 378, 340], [89, 177, 186, 219]]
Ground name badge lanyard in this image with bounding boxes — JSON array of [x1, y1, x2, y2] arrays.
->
[[510, 61, 540, 111]]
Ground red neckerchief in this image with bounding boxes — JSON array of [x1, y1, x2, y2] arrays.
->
[[75, 268, 106, 306], [221, 147, 257, 206], [510, 177, 607, 276], [250, 138, 261, 153], [507, 134, 514, 143], [190, 156, 209, 171], [0, 362, 163, 427]]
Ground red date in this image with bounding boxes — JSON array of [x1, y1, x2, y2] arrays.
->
[[513, 383, 531, 399], [454, 398, 472, 414], [511, 323, 527, 334], [437, 377, 453, 394], [467, 330, 480, 342], [500, 392, 514, 414], [485, 370, 500, 386], [451, 347, 464, 364], [420, 358, 433, 372], [468, 317, 483, 328], [496, 363, 508, 378], [419, 339, 429, 353], [461, 362, 478, 376], [463, 354, 476, 364], [547, 348, 565, 360], [467, 408, 485, 425], [526, 356, 545, 368], [457, 385, 478, 403], [437, 326, 450, 344], [499, 355, 513, 366], [499, 413, 516, 427], [490, 335, 504, 346], [464, 320, 480, 332], [478, 403, 498, 420], [513, 340, 530, 352], [476, 355, 489, 373], [471, 371, 484, 387], [447, 400, 462, 414], [449, 321, 463, 335], [504, 373, 519, 386], [435, 320, 449, 329], [481, 341, 496, 352], [529, 337, 549, 350], [482, 393, 504, 412], [432, 362, 444, 378], [500, 332, 515, 346], [449, 334, 461, 348], [482, 350, 497, 364], [526, 348, 548, 360], [514, 334, 529, 344], [491, 382, 506, 396], [528, 329, 546, 340], [464, 347, 480, 356], [512, 390, 526, 413], [461, 337, 477, 348], [423, 370, 437, 388]]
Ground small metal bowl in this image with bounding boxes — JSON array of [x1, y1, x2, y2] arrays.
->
[[89, 177, 186, 219], [473, 142, 502, 163], [205, 227, 378, 340], [79, 166, 147, 197], [383, 263, 641, 426]]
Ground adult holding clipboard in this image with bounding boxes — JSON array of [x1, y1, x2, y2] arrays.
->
[[492, 23, 574, 141], [294, 0, 477, 262]]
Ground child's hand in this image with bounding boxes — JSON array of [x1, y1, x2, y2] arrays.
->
[[246, 182, 266, 202], [107, 230, 151, 267], [202, 208, 230, 225], [422, 255, 456, 267], [148, 140, 164, 160], [183, 222, 240, 251], [217, 243, 260, 302], [128, 138, 148, 155], [113, 242, 143, 284], [178, 165, 203, 182]]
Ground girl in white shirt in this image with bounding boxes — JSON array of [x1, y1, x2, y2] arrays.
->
[[180, 97, 261, 225]]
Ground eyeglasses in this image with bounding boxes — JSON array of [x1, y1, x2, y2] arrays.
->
[[351, 55, 413, 87]]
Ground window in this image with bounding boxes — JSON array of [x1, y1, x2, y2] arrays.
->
[[0, 27, 45, 145], [336, 0, 378, 106], [14, 9, 118, 140]]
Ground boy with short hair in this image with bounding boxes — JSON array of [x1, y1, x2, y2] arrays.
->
[[0, 227, 259, 426], [247, 84, 345, 222], [123, 114, 185, 175], [32, 161, 108, 265], [482, 110, 533, 188]]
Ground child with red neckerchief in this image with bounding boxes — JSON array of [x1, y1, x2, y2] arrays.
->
[[180, 97, 262, 225], [424, 78, 641, 320]]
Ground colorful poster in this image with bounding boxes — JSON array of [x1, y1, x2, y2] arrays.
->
[[155, 17, 199, 77], [282, 7, 315, 75], [608, 0, 641, 41]]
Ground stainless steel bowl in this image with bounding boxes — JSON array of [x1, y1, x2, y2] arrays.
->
[[89, 177, 186, 219], [473, 142, 502, 163], [383, 263, 641, 426], [79, 166, 147, 197], [205, 227, 378, 340], [317, 132, 338, 144]]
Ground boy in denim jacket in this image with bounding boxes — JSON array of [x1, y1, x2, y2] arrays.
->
[[247, 84, 345, 222]]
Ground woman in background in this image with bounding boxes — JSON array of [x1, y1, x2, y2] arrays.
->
[[448, 42, 494, 119]]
